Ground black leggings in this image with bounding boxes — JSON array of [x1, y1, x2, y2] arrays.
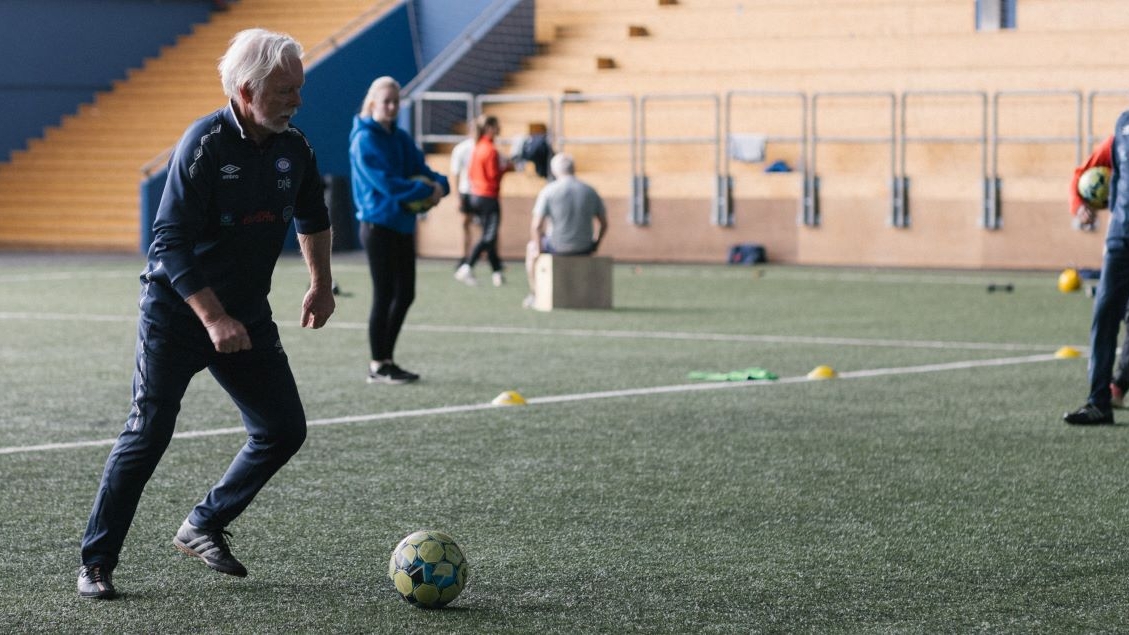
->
[[360, 222, 415, 361], [465, 195, 502, 272]]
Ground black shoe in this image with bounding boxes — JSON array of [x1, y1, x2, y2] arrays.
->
[[77, 564, 117, 599], [367, 363, 420, 385], [1063, 404, 1114, 425], [173, 521, 248, 577]]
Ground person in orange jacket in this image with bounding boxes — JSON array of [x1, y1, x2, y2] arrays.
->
[[1071, 135, 1113, 230], [454, 114, 514, 287]]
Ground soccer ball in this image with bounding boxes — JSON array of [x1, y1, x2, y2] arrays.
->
[[388, 530, 468, 608], [402, 175, 436, 214], [1078, 166, 1111, 209]]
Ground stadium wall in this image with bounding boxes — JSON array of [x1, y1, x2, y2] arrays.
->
[[408, 0, 1119, 270], [415, 187, 1101, 271], [0, 0, 214, 163]]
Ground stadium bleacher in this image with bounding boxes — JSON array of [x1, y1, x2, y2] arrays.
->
[[0, 0, 1124, 270]]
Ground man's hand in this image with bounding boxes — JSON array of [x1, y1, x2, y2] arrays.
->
[[186, 287, 250, 353], [297, 229, 334, 328], [203, 314, 252, 353], [301, 284, 335, 329]]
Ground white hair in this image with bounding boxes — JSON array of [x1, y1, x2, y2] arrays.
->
[[550, 152, 574, 178], [218, 29, 303, 99], [359, 76, 401, 118]]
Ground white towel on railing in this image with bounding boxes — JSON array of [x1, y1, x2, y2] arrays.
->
[[509, 135, 528, 169], [728, 133, 767, 163]]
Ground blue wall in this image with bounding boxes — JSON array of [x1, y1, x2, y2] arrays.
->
[[298, 5, 418, 178], [414, 0, 495, 65], [0, 0, 213, 162], [141, 0, 528, 252]]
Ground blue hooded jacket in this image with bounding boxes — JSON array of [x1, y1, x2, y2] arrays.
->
[[349, 115, 449, 234]]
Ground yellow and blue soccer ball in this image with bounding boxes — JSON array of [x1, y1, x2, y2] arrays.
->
[[402, 175, 436, 214], [389, 530, 468, 608], [1078, 166, 1111, 209]]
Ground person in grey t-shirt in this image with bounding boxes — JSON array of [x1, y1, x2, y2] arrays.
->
[[523, 153, 608, 308]]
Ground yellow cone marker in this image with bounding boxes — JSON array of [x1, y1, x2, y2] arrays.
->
[[492, 390, 527, 406], [807, 365, 838, 380], [1054, 346, 1082, 359]]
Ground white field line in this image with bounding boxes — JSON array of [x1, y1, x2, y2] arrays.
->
[[398, 324, 1061, 353], [0, 311, 134, 323], [0, 271, 137, 283], [0, 311, 1072, 353], [0, 261, 1038, 287], [0, 352, 1062, 456], [324, 262, 1026, 286]]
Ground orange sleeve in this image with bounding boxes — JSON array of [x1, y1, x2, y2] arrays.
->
[[482, 145, 502, 190], [1071, 135, 1114, 215], [468, 139, 506, 197]]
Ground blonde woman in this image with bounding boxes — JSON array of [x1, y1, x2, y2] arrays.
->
[[349, 76, 449, 384]]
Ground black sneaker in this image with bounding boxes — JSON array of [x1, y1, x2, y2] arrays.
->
[[1063, 404, 1114, 425], [367, 363, 420, 385], [173, 521, 248, 577], [77, 564, 117, 599]]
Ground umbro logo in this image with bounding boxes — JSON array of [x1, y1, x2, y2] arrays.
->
[[220, 164, 241, 180]]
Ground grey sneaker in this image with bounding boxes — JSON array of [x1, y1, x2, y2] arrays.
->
[[173, 521, 248, 577], [77, 564, 117, 599]]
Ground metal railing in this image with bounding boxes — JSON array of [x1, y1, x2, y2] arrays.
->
[[477, 93, 556, 143], [1087, 90, 1129, 150], [413, 91, 475, 147], [412, 88, 1124, 230], [638, 93, 721, 226], [556, 93, 638, 223], [723, 90, 807, 228], [808, 92, 896, 227], [987, 89, 1082, 229], [899, 90, 988, 229]]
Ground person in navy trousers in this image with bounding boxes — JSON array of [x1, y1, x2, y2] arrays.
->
[[78, 28, 335, 599]]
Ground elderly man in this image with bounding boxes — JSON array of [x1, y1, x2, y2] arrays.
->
[[523, 153, 608, 308], [77, 28, 335, 599]]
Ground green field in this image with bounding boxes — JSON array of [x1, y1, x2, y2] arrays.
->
[[1, 251, 1124, 634]]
